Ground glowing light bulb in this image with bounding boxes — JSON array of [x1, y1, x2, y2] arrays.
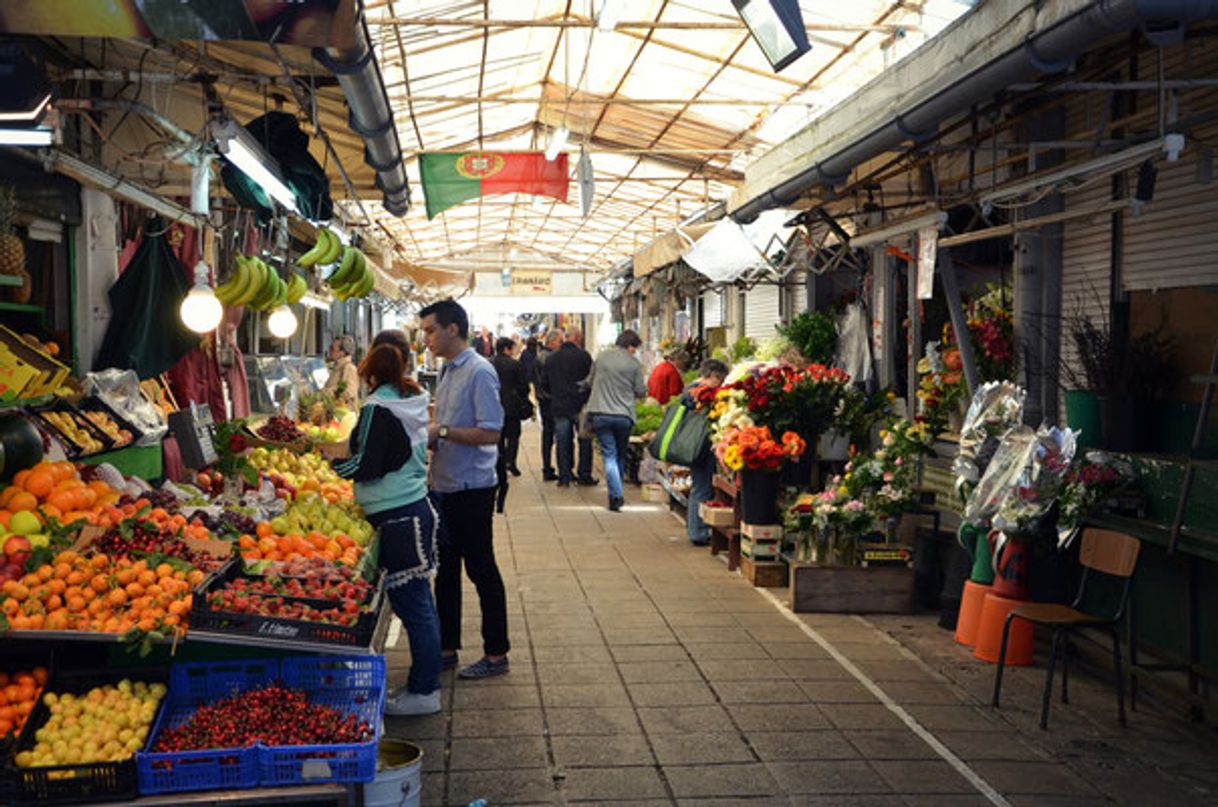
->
[[179, 262, 223, 333], [267, 305, 298, 339]]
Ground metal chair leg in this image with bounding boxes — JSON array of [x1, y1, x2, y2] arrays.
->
[[992, 613, 1016, 708], [1061, 632, 1070, 704], [1113, 628, 1127, 726], [1040, 629, 1063, 730]]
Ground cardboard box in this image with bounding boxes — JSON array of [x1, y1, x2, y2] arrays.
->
[[0, 325, 69, 397], [741, 522, 783, 541], [741, 537, 780, 560], [0, 341, 40, 401], [641, 483, 667, 502], [698, 502, 735, 527]]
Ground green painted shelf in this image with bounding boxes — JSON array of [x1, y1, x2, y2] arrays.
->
[[0, 275, 22, 287], [0, 302, 43, 313]]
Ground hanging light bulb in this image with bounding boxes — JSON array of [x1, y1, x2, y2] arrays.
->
[[179, 261, 223, 334], [267, 305, 298, 339], [545, 126, 569, 161]]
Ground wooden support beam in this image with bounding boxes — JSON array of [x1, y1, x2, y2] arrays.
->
[[372, 16, 917, 33]]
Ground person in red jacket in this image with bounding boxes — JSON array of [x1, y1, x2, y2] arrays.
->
[[646, 349, 688, 405]]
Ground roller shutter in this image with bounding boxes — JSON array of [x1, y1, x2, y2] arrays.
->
[[744, 283, 782, 342], [1059, 181, 1112, 421]]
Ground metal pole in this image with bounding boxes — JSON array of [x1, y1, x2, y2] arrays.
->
[[939, 250, 980, 396]]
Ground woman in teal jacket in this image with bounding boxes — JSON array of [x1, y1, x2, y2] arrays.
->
[[333, 336, 441, 716]]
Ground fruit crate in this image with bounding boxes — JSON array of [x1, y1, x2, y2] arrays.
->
[[190, 562, 385, 649], [0, 644, 55, 755], [27, 400, 114, 459], [76, 395, 142, 448], [8, 667, 168, 805], [135, 659, 270, 795], [259, 655, 385, 786]]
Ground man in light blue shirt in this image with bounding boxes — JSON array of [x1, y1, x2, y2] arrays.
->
[[421, 299, 511, 680]]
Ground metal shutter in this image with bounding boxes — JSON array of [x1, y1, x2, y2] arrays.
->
[[1122, 143, 1218, 291], [1059, 181, 1112, 422], [702, 289, 723, 328], [744, 283, 782, 342]]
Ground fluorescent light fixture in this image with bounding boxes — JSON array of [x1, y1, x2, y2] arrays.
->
[[595, 0, 623, 32], [545, 126, 569, 161], [732, 0, 812, 72], [0, 92, 50, 124], [179, 262, 224, 334], [0, 126, 53, 146], [210, 117, 299, 214], [267, 305, 299, 339]]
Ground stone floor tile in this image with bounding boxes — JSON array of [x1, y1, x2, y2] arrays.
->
[[452, 684, 541, 710], [933, 730, 1048, 762], [879, 680, 970, 705], [711, 679, 808, 704], [829, 641, 913, 661], [872, 759, 976, 794], [628, 680, 719, 706], [545, 707, 644, 736], [534, 663, 624, 685], [603, 628, 679, 645], [542, 683, 633, 708], [550, 734, 656, 768], [616, 659, 703, 683], [765, 759, 892, 795], [558, 766, 669, 800], [901, 796, 992, 806], [636, 705, 738, 734], [843, 730, 939, 760], [450, 707, 545, 738], [447, 768, 558, 804], [665, 611, 740, 627], [662, 763, 783, 798], [409, 738, 447, 773], [530, 644, 614, 664], [383, 712, 448, 740], [776, 658, 854, 680], [420, 770, 445, 807], [797, 679, 877, 703], [747, 730, 860, 761], [649, 731, 756, 765], [697, 659, 794, 681], [683, 641, 771, 660], [747, 626, 818, 643], [902, 704, 1008, 733], [819, 704, 908, 732], [609, 643, 690, 662], [726, 703, 831, 732], [675, 798, 793, 807], [854, 660, 940, 683], [761, 640, 832, 659], [448, 736, 549, 771], [966, 761, 1100, 796]]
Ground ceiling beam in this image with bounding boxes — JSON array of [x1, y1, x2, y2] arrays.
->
[[381, 94, 790, 105], [372, 17, 916, 34]]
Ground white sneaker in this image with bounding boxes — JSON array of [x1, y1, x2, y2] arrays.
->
[[384, 688, 441, 716]]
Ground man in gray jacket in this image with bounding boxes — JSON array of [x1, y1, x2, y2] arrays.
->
[[586, 329, 648, 511]]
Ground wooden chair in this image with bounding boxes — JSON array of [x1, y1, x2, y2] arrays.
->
[[991, 528, 1141, 729]]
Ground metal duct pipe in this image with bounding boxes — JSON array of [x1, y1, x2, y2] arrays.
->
[[731, 0, 1218, 223], [315, 17, 410, 216]]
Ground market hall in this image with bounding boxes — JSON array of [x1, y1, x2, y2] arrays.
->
[[0, 1, 1217, 805]]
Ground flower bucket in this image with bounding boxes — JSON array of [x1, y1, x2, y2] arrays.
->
[[991, 536, 1030, 600], [739, 469, 781, 525]]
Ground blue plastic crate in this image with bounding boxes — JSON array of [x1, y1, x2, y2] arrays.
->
[[260, 656, 385, 786], [136, 660, 273, 795]]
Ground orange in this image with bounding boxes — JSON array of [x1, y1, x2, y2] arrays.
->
[[23, 469, 55, 499], [7, 492, 37, 513], [0, 486, 19, 508], [38, 504, 61, 521], [12, 470, 31, 488], [73, 487, 97, 510], [0, 512, 9, 531], [86, 480, 111, 497], [46, 490, 76, 513], [256, 522, 274, 539], [51, 461, 76, 482]]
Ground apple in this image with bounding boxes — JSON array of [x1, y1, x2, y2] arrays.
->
[[3, 534, 31, 558], [9, 511, 41, 536]]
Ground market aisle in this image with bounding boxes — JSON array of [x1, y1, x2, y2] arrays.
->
[[381, 425, 1217, 806]]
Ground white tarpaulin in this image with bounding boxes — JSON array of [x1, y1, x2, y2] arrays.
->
[[682, 209, 795, 283]]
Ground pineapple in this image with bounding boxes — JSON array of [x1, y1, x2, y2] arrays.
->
[[0, 186, 26, 277]]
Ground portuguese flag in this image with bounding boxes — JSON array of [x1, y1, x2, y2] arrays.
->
[[418, 152, 569, 219]]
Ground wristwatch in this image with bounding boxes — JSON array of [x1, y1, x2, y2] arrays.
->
[[438, 425, 450, 439]]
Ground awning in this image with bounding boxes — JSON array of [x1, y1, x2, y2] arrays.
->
[[683, 209, 795, 283], [632, 222, 715, 278]]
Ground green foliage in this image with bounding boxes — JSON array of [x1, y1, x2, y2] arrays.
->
[[633, 399, 664, 436], [778, 310, 837, 366], [729, 336, 756, 364]]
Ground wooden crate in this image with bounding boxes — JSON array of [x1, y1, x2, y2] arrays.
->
[[741, 555, 788, 588], [641, 483, 667, 502], [789, 563, 914, 613], [741, 522, 783, 540], [741, 537, 780, 560], [699, 503, 736, 527]]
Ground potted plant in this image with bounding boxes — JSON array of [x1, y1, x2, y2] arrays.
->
[[778, 310, 837, 366]]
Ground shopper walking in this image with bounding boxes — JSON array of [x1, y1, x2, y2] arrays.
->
[[647, 348, 689, 405], [323, 334, 361, 410], [519, 336, 539, 391], [683, 359, 729, 545], [587, 330, 648, 511], [540, 328, 593, 488], [532, 329, 563, 481], [570, 329, 599, 487], [420, 299, 511, 680], [472, 326, 495, 357], [491, 337, 532, 512], [331, 339, 441, 715]]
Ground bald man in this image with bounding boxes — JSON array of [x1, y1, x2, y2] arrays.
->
[[532, 328, 565, 480]]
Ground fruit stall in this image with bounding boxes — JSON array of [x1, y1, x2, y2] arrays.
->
[[0, 403, 395, 805]]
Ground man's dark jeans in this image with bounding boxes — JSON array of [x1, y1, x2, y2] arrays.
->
[[434, 488, 510, 657], [554, 415, 577, 483], [539, 401, 555, 475]]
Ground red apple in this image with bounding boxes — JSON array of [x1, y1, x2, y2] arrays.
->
[[3, 534, 31, 557]]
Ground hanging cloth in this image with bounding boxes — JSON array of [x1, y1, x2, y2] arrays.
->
[[96, 217, 200, 378]]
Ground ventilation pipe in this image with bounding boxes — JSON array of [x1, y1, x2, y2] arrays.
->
[[315, 18, 410, 216], [731, 0, 1218, 223]]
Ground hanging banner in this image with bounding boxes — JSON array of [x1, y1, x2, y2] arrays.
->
[[511, 270, 552, 295], [0, 1, 358, 48], [917, 226, 938, 300], [419, 152, 569, 219]]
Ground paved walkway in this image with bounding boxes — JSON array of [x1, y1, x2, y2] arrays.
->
[[383, 426, 1218, 806]]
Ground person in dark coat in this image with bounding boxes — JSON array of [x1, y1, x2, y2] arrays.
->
[[540, 328, 593, 487], [491, 338, 531, 512], [519, 336, 539, 389], [532, 329, 563, 481]]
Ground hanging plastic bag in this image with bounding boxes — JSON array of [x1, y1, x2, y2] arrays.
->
[[83, 368, 169, 446], [834, 303, 872, 383]]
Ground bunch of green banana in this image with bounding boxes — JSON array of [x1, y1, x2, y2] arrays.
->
[[214, 255, 301, 311], [327, 245, 375, 300], [297, 226, 343, 268]]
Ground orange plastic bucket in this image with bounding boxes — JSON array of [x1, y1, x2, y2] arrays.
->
[[953, 580, 991, 647], [972, 591, 1034, 665]]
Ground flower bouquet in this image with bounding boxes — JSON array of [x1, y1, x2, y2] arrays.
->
[[720, 425, 806, 524]]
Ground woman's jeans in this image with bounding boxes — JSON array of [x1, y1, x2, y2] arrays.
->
[[367, 497, 442, 695], [686, 453, 715, 545], [591, 414, 633, 502]]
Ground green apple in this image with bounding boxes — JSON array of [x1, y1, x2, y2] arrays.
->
[[10, 510, 42, 535]]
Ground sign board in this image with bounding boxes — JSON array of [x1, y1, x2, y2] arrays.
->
[[917, 226, 938, 300], [511, 270, 552, 295]]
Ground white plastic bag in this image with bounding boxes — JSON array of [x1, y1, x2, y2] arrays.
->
[[834, 303, 873, 384], [83, 369, 169, 446]]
